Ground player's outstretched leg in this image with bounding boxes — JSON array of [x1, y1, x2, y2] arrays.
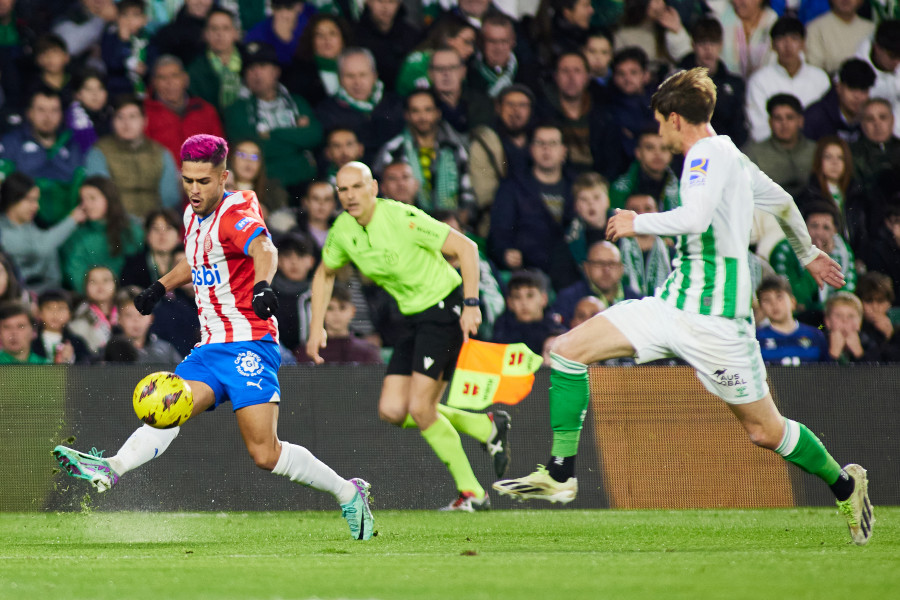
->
[[53, 424, 180, 492], [494, 352, 584, 502], [769, 416, 874, 545], [271, 441, 375, 540]]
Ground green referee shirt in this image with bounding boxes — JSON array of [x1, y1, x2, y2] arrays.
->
[[322, 199, 461, 315]]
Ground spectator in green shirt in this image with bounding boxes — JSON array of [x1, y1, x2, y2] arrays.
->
[[0, 301, 50, 364]]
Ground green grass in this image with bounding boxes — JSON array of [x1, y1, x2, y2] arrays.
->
[[1, 508, 897, 600]]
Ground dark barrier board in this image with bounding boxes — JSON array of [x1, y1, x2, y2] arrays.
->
[[0, 365, 895, 511]]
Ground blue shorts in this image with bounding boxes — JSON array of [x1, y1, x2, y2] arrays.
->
[[175, 340, 281, 411]]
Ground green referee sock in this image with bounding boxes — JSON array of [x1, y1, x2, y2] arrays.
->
[[436, 404, 492, 443], [547, 353, 590, 482], [401, 406, 492, 443], [775, 419, 843, 485], [420, 414, 485, 498]]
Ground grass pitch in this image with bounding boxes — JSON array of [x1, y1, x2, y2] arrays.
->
[[1, 508, 897, 600]]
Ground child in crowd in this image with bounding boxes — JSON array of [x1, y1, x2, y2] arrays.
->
[[856, 272, 900, 359], [755, 275, 827, 365], [272, 233, 317, 353], [296, 284, 382, 365], [31, 33, 73, 105], [823, 292, 881, 363], [582, 28, 614, 99], [31, 289, 91, 364], [68, 266, 119, 356], [100, 0, 150, 98], [566, 172, 611, 266], [111, 286, 182, 364], [492, 270, 565, 355], [0, 301, 48, 364], [66, 69, 113, 153]]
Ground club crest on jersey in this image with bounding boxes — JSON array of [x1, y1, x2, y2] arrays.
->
[[204, 233, 213, 253], [688, 158, 708, 187], [192, 264, 222, 286], [235, 351, 264, 377]]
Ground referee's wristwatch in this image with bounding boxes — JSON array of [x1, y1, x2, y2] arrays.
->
[[463, 297, 480, 307]]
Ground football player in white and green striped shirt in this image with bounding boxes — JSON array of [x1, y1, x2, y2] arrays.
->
[[494, 68, 874, 545]]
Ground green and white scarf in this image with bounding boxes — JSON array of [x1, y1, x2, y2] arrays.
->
[[334, 79, 384, 114], [207, 49, 242, 109], [619, 236, 672, 297], [402, 129, 459, 211], [315, 56, 340, 96], [252, 84, 301, 134], [475, 54, 518, 98]]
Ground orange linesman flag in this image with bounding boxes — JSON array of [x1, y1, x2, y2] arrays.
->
[[447, 340, 542, 411]]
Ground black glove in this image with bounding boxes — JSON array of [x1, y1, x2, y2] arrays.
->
[[134, 281, 166, 315], [252, 281, 278, 320]]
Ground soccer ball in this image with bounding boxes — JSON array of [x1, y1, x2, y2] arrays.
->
[[132, 372, 193, 429]]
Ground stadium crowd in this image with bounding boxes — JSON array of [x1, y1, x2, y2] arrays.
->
[[0, 0, 899, 367]]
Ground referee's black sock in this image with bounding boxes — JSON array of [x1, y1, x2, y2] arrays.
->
[[547, 456, 575, 483], [830, 469, 855, 501]]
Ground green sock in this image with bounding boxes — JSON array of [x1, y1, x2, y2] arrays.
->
[[549, 353, 590, 458], [437, 404, 492, 443], [401, 414, 417, 429], [420, 414, 485, 497], [776, 419, 843, 485]]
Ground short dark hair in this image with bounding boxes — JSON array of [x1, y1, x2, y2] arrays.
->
[[874, 19, 900, 56], [650, 68, 716, 124], [856, 271, 895, 304], [585, 27, 614, 47], [206, 6, 237, 25], [555, 50, 590, 73], [144, 207, 181, 232], [497, 83, 535, 105], [72, 68, 106, 93], [756, 275, 793, 300], [331, 282, 353, 304], [325, 127, 359, 143], [770, 16, 805, 40], [0, 301, 32, 323], [612, 46, 648, 72], [117, 0, 146, 13], [0, 172, 36, 213], [37, 289, 72, 310], [27, 86, 62, 110], [508, 270, 549, 295], [404, 88, 440, 111], [276, 232, 313, 257], [111, 93, 144, 115], [766, 93, 802, 117], [34, 33, 67, 56], [802, 200, 841, 227], [690, 17, 723, 44], [838, 58, 876, 90]]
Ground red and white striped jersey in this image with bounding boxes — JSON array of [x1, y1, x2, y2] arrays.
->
[[183, 190, 278, 345]]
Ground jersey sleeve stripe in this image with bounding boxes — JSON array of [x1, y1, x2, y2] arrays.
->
[[242, 227, 265, 255]]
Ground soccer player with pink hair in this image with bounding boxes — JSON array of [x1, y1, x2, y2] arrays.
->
[[53, 134, 375, 541]]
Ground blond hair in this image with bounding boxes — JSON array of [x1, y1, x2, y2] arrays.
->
[[572, 172, 609, 198], [825, 291, 863, 319]]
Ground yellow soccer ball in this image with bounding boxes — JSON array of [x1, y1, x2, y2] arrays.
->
[[132, 372, 193, 429]]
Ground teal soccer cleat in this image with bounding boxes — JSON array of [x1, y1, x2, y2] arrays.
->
[[53, 445, 119, 493], [341, 478, 375, 540]]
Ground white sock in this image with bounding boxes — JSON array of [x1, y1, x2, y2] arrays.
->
[[272, 442, 357, 504], [107, 424, 180, 475]]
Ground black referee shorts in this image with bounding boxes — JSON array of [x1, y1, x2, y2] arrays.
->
[[385, 286, 464, 382]]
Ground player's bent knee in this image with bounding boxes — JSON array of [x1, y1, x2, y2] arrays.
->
[[247, 446, 279, 471], [378, 407, 406, 426], [745, 425, 780, 450]]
